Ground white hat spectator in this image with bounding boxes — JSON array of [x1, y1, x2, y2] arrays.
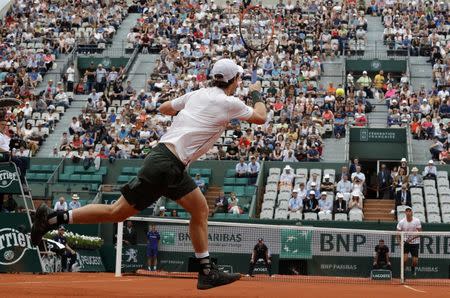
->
[[324, 174, 330, 179], [362, 71, 367, 74], [72, 194, 79, 200], [211, 59, 243, 82], [336, 193, 344, 199], [411, 167, 419, 172], [293, 188, 299, 193], [321, 191, 327, 196], [160, 206, 166, 211], [428, 160, 434, 164], [400, 158, 407, 162]]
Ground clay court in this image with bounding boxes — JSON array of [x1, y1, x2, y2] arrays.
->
[[0, 273, 449, 298]]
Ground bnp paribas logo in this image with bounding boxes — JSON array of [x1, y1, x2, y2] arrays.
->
[[0, 228, 34, 265], [0, 170, 18, 188]]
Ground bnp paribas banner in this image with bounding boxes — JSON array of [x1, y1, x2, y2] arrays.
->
[[0, 213, 42, 273]]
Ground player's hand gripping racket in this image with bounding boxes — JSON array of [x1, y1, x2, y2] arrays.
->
[[239, 2, 275, 83]]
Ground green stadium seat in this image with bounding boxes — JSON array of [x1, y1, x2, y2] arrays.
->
[[26, 173, 36, 180], [223, 178, 235, 185], [245, 185, 256, 196], [233, 186, 245, 196], [58, 173, 70, 181], [213, 213, 229, 219], [91, 174, 103, 183], [223, 186, 234, 193], [41, 165, 53, 172], [29, 165, 41, 172], [117, 175, 132, 183], [64, 166, 75, 174], [225, 169, 236, 178], [200, 168, 212, 177], [122, 167, 135, 175], [70, 174, 81, 182], [177, 212, 190, 219], [235, 178, 248, 185]]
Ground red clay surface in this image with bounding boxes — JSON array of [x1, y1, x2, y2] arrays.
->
[[0, 273, 449, 297]]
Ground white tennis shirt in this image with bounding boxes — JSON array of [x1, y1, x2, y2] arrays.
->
[[396, 217, 422, 244], [160, 87, 253, 165]]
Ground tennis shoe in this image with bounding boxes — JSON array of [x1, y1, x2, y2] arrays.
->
[[197, 263, 241, 290], [31, 204, 55, 246]]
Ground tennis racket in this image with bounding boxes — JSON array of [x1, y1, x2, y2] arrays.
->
[[239, 2, 275, 83]]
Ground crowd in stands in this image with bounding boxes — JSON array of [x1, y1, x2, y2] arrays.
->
[[365, 0, 450, 162], [58, 0, 379, 165], [0, 0, 128, 157]]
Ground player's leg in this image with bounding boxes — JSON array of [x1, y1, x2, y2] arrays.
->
[[247, 259, 255, 277], [153, 253, 158, 271], [31, 196, 139, 245], [264, 258, 272, 277], [411, 245, 419, 277], [177, 188, 241, 290]]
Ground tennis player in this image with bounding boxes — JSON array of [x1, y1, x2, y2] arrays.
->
[[31, 58, 267, 289], [396, 206, 422, 277]]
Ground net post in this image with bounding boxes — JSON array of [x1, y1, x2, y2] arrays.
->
[[115, 221, 124, 277], [400, 232, 405, 284]]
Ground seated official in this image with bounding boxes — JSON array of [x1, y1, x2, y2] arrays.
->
[[422, 160, 437, 180], [193, 173, 206, 193], [373, 239, 392, 271], [288, 189, 303, 214], [235, 157, 248, 178], [395, 184, 411, 209], [213, 192, 228, 215], [53, 225, 77, 272], [247, 156, 260, 184]]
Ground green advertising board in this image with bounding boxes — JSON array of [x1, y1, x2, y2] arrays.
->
[[74, 249, 105, 272], [0, 213, 42, 273], [280, 229, 312, 259], [0, 162, 22, 194]]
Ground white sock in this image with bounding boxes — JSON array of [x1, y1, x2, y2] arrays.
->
[[68, 210, 73, 224], [195, 252, 209, 259]]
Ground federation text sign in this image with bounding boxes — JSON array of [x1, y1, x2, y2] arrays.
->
[[350, 128, 406, 143]]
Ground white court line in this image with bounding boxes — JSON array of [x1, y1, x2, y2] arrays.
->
[[0, 279, 134, 286], [403, 285, 427, 293]]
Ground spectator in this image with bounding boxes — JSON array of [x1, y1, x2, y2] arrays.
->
[[228, 192, 241, 214], [377, 164, 392, 199], [348, 191, 364, 219], [213, 192, 228, 215], [193, 173, 206, 193], [408, 167, 423, 188], [54, 197, 68, 211], [171, 210, 179, 218], [333, 193, 347, 216], [288, 189, 303, 215], [158, 206, 166, 217], [429, 136, 444, 160], [235, 157, 248, 178], [279, 165, 295, 186], [123, 221, 137, 246], [53, 225, 77, 272], [318, 192, 332, 217], [303, 191, 319, 213], [320, 174, 335, 192], [422, 160, 437, 180], [247, 156, 260, 184], [68, 194, 81, 210], [395, 184, 412, 210], [351, 165, 366, 184]]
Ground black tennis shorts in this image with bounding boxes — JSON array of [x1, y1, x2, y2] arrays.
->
[[121, 143, 197, 211], [403, 242, 419, 257]]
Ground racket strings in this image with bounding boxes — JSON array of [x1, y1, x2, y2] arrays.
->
[[240, 8, 273, 52]]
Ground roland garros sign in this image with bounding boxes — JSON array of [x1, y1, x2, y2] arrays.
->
[[0, 228, 34, 265]]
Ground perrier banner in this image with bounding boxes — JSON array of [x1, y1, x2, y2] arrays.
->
[[0, 213, 42, 272], [0, 162, 22, 194]]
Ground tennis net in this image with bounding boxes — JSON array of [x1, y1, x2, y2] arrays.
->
[[115, 217, 450, 285]]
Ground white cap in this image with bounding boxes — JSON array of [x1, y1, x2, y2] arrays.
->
[[309, 190, 315, 195], [311, 182, 316, 186], [363, 70, 367, 74], [401, 158, 407, 162], [159, 206, 166, 211], [324, 174, 330, 179], [428, 160, 434, 164], [412, 167, 418, 172], [336, 193, 344, 198], [211, 59, 243, 82], [321, 191, 327, 196], [284, 165, 292, 171], [293, 188, 299, 193], [72, 194, 79, 200], [351, 191, 360, 197]]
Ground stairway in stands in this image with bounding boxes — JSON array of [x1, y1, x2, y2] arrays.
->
[[205, 186, 221, 216], [364, 199, 395, 221]]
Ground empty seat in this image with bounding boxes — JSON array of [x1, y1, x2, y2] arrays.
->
[[411, 194, 423, 205], [424, 180, 435, 187], [310, 169, 322, 180], [267, 175, 279, 184], [441, 205, 450, 215], [427, 214, 441, 223], [260, 210, 274, 219], [269, 168, 281, 176], [278, 193, 291, 202], [334, 213, 348, 221], [289, 212, 302, 220], [274, 208, 288, 220], [410, 188, 423, 196], [416, 213, 426, 222], [303, 212, 318, 220], [278, 200, 289, 209], [280, 184, 292, 192], [426, 205, 440, 215], [262, 200, 275, 209], [349, 213, 363, 221], [263, 193, 276, 201], [437, 171, 448, 179], [265, 184, 277, 193], [442, 214, 450, 224], [438, 186, 449, 194], [318, 213, 332, 221]]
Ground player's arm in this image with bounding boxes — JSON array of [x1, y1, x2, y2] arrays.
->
[[408, 226, 422, 243], [159, 92, 189, 116], [246, 81, 267, 125]]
